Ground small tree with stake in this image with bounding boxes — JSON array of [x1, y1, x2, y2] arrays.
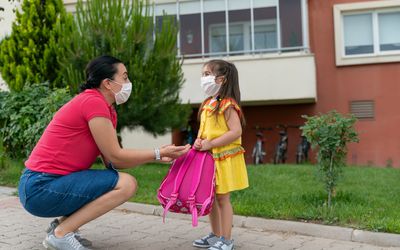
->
[[301, 111, 359, 207]]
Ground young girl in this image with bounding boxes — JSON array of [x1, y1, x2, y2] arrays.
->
[[193, 60, 249, 250]]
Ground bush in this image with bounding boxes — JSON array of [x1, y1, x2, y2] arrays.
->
[[301, 111, 359, 207], [0, 84, 72, 159]]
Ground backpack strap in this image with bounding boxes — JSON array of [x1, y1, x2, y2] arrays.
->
[[162, 149, 197, 223], [188, 151, 210, 227]]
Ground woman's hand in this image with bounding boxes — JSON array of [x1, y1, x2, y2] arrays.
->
[[160, 144, 190, 161]]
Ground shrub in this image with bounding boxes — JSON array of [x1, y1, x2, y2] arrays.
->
[[0, 84, 72, 159]]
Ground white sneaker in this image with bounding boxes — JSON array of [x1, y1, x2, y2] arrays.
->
[[46, 219, 92, 247], [193, 233, 220, 248], [208, 238, 234, 250], [43, 232, 90, 250]]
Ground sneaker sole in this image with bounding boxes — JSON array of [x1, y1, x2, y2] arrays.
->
[[42, 240, 57, 250], [192, 242, 211, 248]]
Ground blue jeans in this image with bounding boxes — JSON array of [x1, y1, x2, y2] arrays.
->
[[18, 168, 119, 217]]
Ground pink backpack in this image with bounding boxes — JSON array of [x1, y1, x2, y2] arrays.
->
[[157, 148, 215, 227]]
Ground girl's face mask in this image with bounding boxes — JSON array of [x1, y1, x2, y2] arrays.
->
[[200, 75, 221, 97], [109, 79, 132, 105]]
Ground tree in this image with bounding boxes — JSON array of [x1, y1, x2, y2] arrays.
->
[[0, 0, 73, 91], [301, 111, 359, 207], [58, 0, 191, 135]]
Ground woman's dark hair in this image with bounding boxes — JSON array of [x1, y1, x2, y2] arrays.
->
[[79, 55, 123, 92], [198, 59, 246, 127]]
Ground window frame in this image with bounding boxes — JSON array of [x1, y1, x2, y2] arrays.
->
[[208, 19, 277, 54], [334, 0, 400, 66]]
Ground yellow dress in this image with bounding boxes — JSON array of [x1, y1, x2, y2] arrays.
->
[[198, 98, 249, 194]]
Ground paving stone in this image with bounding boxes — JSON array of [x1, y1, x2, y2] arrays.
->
[[1, 191, 400, 250]]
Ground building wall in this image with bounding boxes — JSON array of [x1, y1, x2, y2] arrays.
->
[[3, 0, 396, 166], [178, 0, 400, 167], [180, 54, 317, 105], [0, 0, 20, 91], [241, 104, 316, 164], [308, 0, 400, 167]]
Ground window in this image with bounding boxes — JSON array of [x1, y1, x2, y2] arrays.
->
[[155, 0, 307, 58], [179, 1, 202, 55], [209, 21, 277, 54], [379, 12, 400, 52], [343, 13, 373, 55], [334, 1, 400, 65], [343, 11, 400, 56], [254, 22, 277, 50]]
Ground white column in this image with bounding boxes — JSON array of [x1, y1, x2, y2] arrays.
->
[[301, 0, 310, 52]]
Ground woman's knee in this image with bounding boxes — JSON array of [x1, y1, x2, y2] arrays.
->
[[116, 172, 137, 199]]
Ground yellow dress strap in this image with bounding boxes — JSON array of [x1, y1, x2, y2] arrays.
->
[[217, 98, 242, 118]]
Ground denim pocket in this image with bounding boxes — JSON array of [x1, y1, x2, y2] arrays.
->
[[34, 172, 61, 184], [18, 171, 31, 206]]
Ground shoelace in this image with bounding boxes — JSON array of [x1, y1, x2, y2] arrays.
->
[[201, 234, 214, 241], [74, 230, 83, 238], [66, 234, 84, 250], [213, 241, 224, 248]]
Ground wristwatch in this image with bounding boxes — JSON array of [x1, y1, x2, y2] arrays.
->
[[154, 148, 161, 161]]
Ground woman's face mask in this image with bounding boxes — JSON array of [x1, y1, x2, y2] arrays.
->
[[109, 79, 132, 105], [200, 75, 221, 97]]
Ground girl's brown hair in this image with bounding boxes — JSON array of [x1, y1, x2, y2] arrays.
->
[[198, 60, 246, 127]]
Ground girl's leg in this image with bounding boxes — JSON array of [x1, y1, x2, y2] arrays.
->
[[209, 196, 221, 236], [215, 193, 233, 240], [54, 172, 137, 238]]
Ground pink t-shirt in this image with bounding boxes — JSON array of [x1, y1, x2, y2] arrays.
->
[[25, 89, 117, 175]]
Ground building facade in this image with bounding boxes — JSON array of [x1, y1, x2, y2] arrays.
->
[[3, 0, 399, 166], [153, 0, 400, 167]]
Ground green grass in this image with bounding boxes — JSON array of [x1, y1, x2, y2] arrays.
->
[[2, 157, 400, 234]]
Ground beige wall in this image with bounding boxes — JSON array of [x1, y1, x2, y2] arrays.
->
[[120, 127, 172, 149], [0, 1, 21, 91], [181, 53, 317, 105]]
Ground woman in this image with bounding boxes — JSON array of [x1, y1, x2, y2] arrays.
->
[[18, 55, 190, 250]]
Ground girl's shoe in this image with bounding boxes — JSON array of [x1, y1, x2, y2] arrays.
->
[[193, 233, 219, 248], [208, 238, 234, 250]]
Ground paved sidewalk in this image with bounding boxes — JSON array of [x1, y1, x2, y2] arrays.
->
[[1, 187, 399, 250]]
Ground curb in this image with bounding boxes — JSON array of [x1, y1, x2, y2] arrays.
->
[[116, 202, 400, 248], [1, 186, 399, 248]]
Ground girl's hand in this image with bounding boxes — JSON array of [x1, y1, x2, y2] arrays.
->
[[200, 139, 213, 151], [193, 138, 202, 150]]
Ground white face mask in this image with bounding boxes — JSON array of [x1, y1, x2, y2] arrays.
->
[[109, 79, 132, 105], [200, 75, 221, 97]]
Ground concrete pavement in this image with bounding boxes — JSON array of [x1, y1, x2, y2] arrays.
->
[[1, 186, 399, 250]]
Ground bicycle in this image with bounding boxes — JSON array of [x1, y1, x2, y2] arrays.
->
[[252, 131, 266, 164], [296, 135, 310, 164], [251, 126, 272, 165], [273, 124, 300, 164], [273, 130, 288, 164]]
